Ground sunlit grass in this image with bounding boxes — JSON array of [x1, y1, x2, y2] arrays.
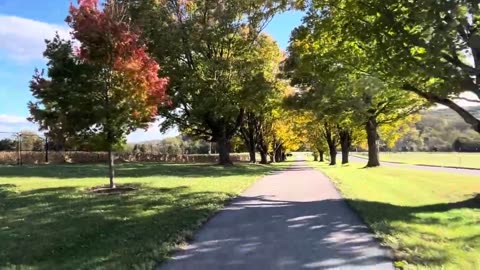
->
[[0, 162, 276, 269], [355, 152, 480, 169], [311, 161, 480, 270]]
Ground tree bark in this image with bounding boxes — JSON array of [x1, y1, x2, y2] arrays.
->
[[275, 147, 283, 162], [259, 150, 268, 164], [328, 146, 337, 165], [246, 128, 256, 163], [313, 153, 318, 161], [341, 149, 349, 164], [257, 131, 269, 164], [323, 122, 337, 166], [248, 146, 256, 163], [241, 131, 256, 163], [366, 118, 380, 167], [240, 113, 257, 163], [339, 129, 352, 164], [319, 151, 324, 162], [107, 141, 116, 188], [217, 134, 232, 165]]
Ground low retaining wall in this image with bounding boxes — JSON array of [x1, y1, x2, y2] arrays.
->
[[0, 151, 251, 165]]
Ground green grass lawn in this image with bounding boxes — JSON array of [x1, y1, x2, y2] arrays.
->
[[0, 162, 277, 269], [355, 152, 480, 169], [310, 161, 480, 270]]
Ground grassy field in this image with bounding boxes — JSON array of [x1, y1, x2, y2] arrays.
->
[[355, 152, 480, 169], [0, 162, 277, 269], [311, 161, 480, 270]]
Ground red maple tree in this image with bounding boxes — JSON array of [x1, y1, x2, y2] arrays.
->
[[67, 0, 169, 188]]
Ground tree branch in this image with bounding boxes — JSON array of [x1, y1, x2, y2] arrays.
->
[[403, 84, 480, 132]]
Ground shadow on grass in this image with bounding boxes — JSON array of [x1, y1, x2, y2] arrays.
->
[[345, 196, 480, 267], [0, 162, 275, 179], [2, 181, 477, 269], [0, 184, 240, 269], [158, 194, 480, 269]]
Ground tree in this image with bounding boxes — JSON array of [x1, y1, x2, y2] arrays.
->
[[239, 34, 284, 163], [0, 138, 16, 151], [19, 131, 44, 151], [270, 109, 309, 162], [29, 0, 168, 188], [301, 0, 480, 136], [123, 0, 291, 165], [379, 115, 420, 151], [303, 113, 328, 162], [349, 77, 425, 166], [285, 9, 427, 167]]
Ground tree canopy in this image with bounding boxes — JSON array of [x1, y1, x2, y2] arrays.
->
[[29, 0, 168, 187]]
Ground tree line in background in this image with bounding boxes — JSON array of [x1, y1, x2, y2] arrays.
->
[[285, 0, 480, 166], [9, 106, 480, 153], [27, 0, 480, 187]]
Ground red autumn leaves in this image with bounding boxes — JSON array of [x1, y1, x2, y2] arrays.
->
[[67, 0, 169, 119]]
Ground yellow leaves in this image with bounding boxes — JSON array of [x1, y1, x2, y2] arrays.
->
[[379, 114, 420, 148], [410, 46, 427, 60]]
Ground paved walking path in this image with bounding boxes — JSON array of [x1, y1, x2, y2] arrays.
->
[[349, 155, 480, 176], [158, 160, 393, 270]]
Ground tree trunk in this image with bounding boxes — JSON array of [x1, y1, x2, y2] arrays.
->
[[241, 132, 256, 163], [339, 129, 352, 164], [240, 116, 257, 163], [313, 153, 318, 161], [217, 134, 232, 165], [328, 147, 337, 166], [259, 150, 268, 164], [341, 149, 349, 164], [257, 132, 269, 164], [107, 143, 116, 188], [275, 147, 283, 162], [366, 118, 380, 167], [319, 151, 324, 162], [323, 122, 337, 165], [248, 147, 256, 163]]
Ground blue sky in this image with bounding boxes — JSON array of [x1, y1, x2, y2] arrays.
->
[[0, 1, 303, 142]]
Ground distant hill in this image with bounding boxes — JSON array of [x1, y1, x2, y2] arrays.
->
[[393, 106, 480, 151]]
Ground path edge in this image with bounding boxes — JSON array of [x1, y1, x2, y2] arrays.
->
[[307, 161, 398, 269], [153, 163, 288, 269]]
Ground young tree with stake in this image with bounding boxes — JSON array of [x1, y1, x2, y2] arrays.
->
[[30, 0, 168, 188]]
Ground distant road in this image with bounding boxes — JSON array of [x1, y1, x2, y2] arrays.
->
[[348, 155, 480, 176]]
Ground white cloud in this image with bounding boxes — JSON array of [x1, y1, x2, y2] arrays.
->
[[127, 119, 179, 143], [0, 15, 70, 62], [0, 114, 28, 124], [0, 114, 40, 139], [0, 114, 178, 142]]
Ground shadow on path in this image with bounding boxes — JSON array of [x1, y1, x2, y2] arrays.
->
[[158, 161, 394, 270]]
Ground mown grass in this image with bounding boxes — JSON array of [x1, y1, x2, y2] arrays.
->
[[355, 152, 480, 169], [310, 161, 480, 270], [0, 162, 277, 269]]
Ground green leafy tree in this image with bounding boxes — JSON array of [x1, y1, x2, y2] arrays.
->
[[0, 139, 16, 151], [300, 0, 480, 135], [123, 0, 292, 165], [239, 34, 285, 163], [349, 77, 425, 166], [286, 10, 427, 167]]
